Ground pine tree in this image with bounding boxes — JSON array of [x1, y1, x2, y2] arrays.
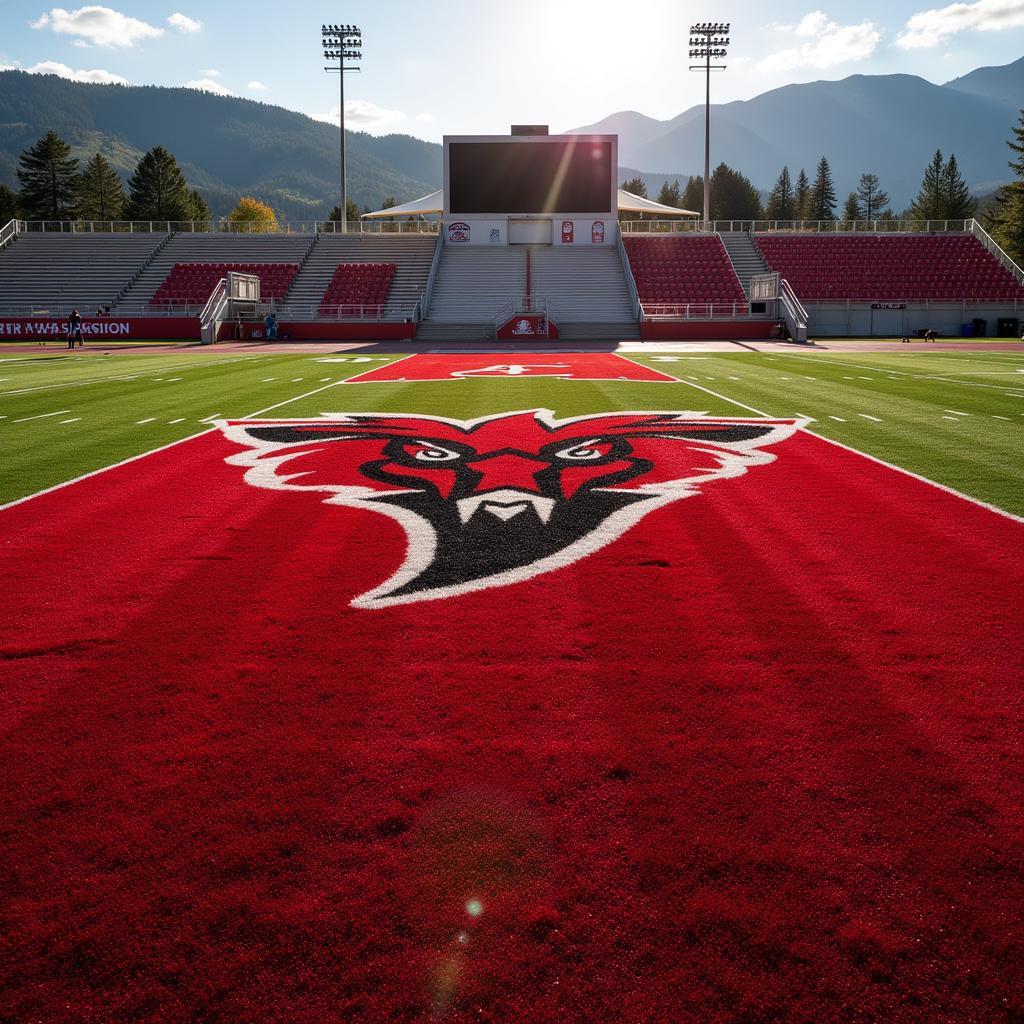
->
[[765, 166, 795, 221], [808, 157, 837, 221], [910, 150, 945, 220], [124, 146, 194, 222], [794, 169, 811, 220], [16, 131, 80, 221], [0, 184, 20, 223], [188, 188, 211, 227], [842, 192, 862, 221], [709, 163, 762, 220], [227, 196, 279, 231], [656, 179, 682, 208], [621, 177, 648, 198], [381, 195, 398, 209], [77, 154, 125, 221], [941, 153, 975, 219], [856, 173, 889, 221], [681, 176, 703, 213], [987, 108, 1024, 264]]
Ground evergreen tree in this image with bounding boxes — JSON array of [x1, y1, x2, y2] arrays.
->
[[0, 184, 20, 223], [621, 176, 648, 198], [941, 153, 975, 219], [681, 176, 703, 213], [326, 199, 362, 226], [910, 150, 946, 220], [381, 195, 398, 209], [855, 173, 889, 221], [656, 178, 682, 207], [794, 169, 811, 220], [77, 154, 125, 221], [16, 131, 80, 221], [124, 146, 194, 221], [842, 192, 862, 221], [987, 108, 1024, 264], [807, 157, 837, 221], [709, 163, 762, 220], [227, 196, 279, 231], [188, 188, 211, 227], [765, 166, 795, 221]]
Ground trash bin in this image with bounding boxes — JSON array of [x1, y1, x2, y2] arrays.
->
[[997, 316, 1020, 336], [972, 317, 987, 338], [961, 322, 973, 337]]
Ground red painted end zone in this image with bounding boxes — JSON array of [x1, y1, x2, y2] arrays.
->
[[0, 316, 200, 341], [0, 424, 1021, 1022], [345, 352, 679, 383]]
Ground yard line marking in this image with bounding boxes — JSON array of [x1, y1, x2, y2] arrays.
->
[[12, 409, 71, 423], [829, 416, 847, 422], [858, 377, 874, 381], [728, 376, 740, 380], [941, 416, 960, 421], [783, 353, 1024, 393], [993, 415, 1011, 420], [804, 376, 817, 381], [200, 413, 222, 423], [842, 375, 855, 380], [944, 410, 970, 416], [136, 418, 156, 424], [169, 418, 185, 424], [858, 414, 882, 421], [261, 377, 277, 382], [60, 418, 80, 424], [290, 377, 303, 382], [166, 377, 182, 382], [319, 377, 331, 382], [0, 378, 358, 514], [666, 374, 1024, 524]]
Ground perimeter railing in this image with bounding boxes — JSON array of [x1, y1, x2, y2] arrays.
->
[[7, 219, 441, 235], [620, 218, 979, 235], [640, 301, 753, 320], [968, 219, 1024, 286]]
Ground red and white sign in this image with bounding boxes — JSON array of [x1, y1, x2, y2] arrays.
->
[[561, 220, 574, 244], [447, 221, 471, 243], [496, 313, 557, 340], [592, 220, 605, 244], [344, 353, 680, 383], [0, 317, 200, 341]]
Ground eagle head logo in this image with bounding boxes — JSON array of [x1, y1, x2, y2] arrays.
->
[[219, 410, 802, 608]]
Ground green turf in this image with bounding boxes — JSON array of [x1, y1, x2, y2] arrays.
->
[[2, 349, 1023, 515]]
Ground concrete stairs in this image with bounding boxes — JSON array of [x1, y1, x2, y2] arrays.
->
[[279, 234, 436, 320], [719, 231, 771, 295]]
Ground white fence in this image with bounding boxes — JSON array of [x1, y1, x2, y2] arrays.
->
[[3, 219, 440, 236], [620, 218, 979, 235]]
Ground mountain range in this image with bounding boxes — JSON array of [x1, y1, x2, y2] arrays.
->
[[1, 57, 1022, 219], [570, 57, 1024, 207]]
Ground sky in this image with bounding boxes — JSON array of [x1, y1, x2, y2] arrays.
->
[[1, 0, 1023, 142]]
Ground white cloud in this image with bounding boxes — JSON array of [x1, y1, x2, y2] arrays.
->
[[26, 59, 128, 84], [184, 77, 233, 96], [415, 112, 436, 123], [313, 100, 406, 132], [757, 11, 880, 70], [247, 80, 268, 91], [30, 6, 164, 48], [167, 12, 200, 33], [896, 0, 1024, 48]]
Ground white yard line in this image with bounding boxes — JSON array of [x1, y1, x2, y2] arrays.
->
[[829, 416, 847, 422], [941, 415, 961, 421], [169, 418, 185, 424], [200, 413, 222, 423], [60, 418, 81, 424], [664, 375, 1024, 524], [12, 409, 71, 423], [944, 410, 970, 416], [993, 415, 1011, 420], [783, 353, 1024, 393], [0, 377, 356, 514], [136, 418, 156, 424], [858, 414, 882, 421]]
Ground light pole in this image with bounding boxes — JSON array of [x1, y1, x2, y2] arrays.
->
[[689, 22, 729, 226], [322, 23, 362, 232]]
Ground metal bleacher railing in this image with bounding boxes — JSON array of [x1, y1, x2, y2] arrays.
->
[[3, 219, 440, 235], [619, 218, 981, 235]]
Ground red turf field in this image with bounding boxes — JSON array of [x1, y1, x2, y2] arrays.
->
[[1, 424, 1022, 1022]]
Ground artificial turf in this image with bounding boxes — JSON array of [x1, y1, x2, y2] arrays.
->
[[2, 348, 1023, 513]]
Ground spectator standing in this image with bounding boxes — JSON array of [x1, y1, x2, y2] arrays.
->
[[67, 309, 84, 350]]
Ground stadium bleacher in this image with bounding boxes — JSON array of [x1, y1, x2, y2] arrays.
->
[[624, 235, 747, 309], [754, 234, 1024, 301], [317, 263, 395, 317], [149, 262, 299, 309]]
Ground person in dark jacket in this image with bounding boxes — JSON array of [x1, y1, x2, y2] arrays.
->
[[67, 309, 84, 349]]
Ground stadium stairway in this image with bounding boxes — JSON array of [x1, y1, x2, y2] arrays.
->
[[278, 234, 436, 321], [114, 233, 314, 311], [418, 247, 527, 340], [419, 244, 640, 341], [0, 232, 167, 314], [530, 246, 640, 340], [719, 231, 772, 295]]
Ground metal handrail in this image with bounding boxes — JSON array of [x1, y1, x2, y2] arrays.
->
[[0, 218, 22, 249], [641, 301, 754, 320], [420, 231, 443, 321], [621, 218, 978, 236], [968, 219, 1024, 286], [616, 227, 642, 320]]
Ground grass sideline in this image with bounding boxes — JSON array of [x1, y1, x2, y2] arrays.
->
[[1, 349, 1022, 515]]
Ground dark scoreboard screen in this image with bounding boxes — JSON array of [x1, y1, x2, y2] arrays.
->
[[447, 139, 614, 215]]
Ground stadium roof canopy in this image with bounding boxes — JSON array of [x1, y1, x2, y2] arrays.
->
[[361, 188, 697, 219]]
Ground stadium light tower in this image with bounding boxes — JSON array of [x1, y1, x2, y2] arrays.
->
[[322, 23, 362, 232], [689, 22, 730, 225]]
